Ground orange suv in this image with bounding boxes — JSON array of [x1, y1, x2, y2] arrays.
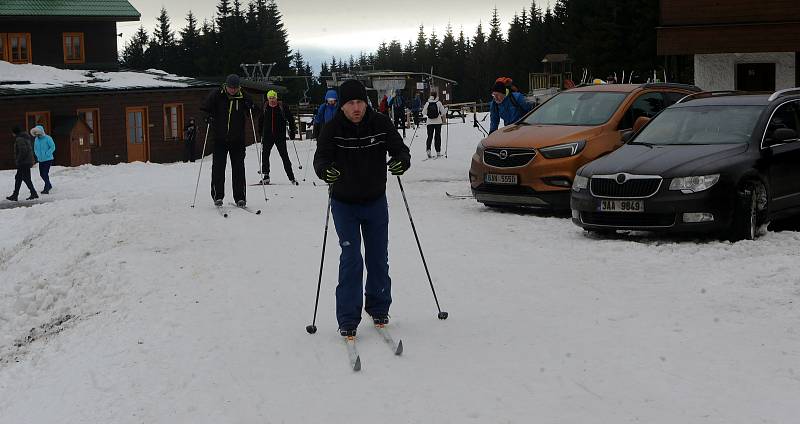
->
[[469, 83, 700, 209]]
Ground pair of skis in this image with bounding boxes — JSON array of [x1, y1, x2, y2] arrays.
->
[[216, 202, 262, 218], [344, 324, 403, 372]]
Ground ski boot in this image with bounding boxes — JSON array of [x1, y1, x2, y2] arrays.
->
[[213, 199, 223, 207], [26, 193, 38, 200], [236, 199, 246, 208]]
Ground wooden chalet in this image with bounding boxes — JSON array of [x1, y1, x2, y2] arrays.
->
[[658, 0, 800, 91], [0, 1, 257, 171]]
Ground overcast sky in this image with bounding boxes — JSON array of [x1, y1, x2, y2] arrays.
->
[[119, 0, 547, 70]]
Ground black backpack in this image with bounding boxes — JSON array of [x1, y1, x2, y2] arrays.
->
[[427, 101, 440, 119]]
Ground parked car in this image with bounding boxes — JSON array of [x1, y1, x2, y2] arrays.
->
[[469, 83, 701, 209], [570, 88, 800, 241]]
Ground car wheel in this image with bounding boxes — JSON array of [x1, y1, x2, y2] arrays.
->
[[730, 182, 760, 242]]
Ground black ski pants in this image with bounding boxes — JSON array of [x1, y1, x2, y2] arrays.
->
[[184, 139, 196, 162], [426, 124, 442, 153], [13, 165, 36, 196], [394, 113, 406, 137], [262, 136, 295, 181], [211, 140, 246, 202]]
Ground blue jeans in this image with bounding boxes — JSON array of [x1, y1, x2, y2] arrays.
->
[[331, 194, 392, 330], [39, 160, 53, 191]]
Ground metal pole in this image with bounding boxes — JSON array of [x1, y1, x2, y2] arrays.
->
[[191, 123, 211, 208], [306, 187, 333, 334], [249, 109, 269, 204]]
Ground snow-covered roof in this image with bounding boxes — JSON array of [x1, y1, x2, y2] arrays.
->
[[0, 61, 215, 97]]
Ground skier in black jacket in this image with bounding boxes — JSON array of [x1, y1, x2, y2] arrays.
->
[[257, 90, 298, 185], [200, 74, 257, 207], [314, 79, 411, 337], [6, 126, 37, 201]]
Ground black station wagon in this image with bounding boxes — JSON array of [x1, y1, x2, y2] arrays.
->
[[570, 88, 800, 241]]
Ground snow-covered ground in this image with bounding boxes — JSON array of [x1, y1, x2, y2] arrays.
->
[[1, 118, 799, 423]]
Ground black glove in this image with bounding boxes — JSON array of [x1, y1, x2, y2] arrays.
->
[[204, 116, 214, 124], [322, 165, 341, 184], [387, 158, 410, 176]]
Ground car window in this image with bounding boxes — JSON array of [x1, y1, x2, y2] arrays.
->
[[663, 92, 689, 106], [765, 101, 800, 145], [619, 92, 666, 130], [634, 105, 763, 145], [522, 91, 628, 126]]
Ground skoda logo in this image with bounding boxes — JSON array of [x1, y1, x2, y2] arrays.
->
[[499, 150, 509, 160], [616, 173, 628, 184]]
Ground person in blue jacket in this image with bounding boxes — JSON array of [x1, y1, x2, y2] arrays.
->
[[489, 80, 532, 134], [30, 125, 55, 194], [313, 89, 338, 139]]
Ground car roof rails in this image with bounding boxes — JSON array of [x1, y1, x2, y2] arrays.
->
[[675, 90, 747, 104], [641, 82, 702, 92], [768, 87, 800, 102]]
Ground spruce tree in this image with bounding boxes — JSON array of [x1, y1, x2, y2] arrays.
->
[[121, 26, 150, 69]]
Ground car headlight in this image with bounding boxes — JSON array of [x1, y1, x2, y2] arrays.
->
[[539, 140, 587, 159], [669, 174, 720, 194], [572, 175, 589, 192], [475, 140, 485, 156]]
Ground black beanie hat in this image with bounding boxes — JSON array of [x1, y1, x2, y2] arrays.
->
[[339, 79, 368, 105], [225, 74, 241, 88], [491, 81, 508, 94]]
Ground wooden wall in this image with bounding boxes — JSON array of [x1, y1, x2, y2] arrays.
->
[[2, 21, 119, 70], [0, 87, 257, 170], [660, 0, 800, 26]]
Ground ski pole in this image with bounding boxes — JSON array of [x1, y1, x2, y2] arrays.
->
[[191, 123, 211, 208], [396, 176, 448, 320], [306, 186, 333, 334], [249, 109, 269, 204], [302, 141, 314, 181], [444, 109, 449, 158], [291, 137, 303, 169], [409, 122, 420, 149]]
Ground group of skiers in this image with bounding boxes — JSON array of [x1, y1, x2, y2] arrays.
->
[[196, 74, 528, 337], [6, 124, 55, 202]]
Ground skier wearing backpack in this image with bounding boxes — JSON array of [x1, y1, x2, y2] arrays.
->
[[422, 92, 447, 158], [389, 89, 407, 137], [489, 80, 531, 134]]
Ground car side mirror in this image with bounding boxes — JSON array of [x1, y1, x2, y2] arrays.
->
[[633, 116, 651, 134], [772, 127, 798, 143], [620, 130, 634, 143]]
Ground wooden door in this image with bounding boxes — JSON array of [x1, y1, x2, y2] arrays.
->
[[126, 107, 149, 162], [71, 129, 92, 166]]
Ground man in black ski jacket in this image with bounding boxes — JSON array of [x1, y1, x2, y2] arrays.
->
[[314, 79, 411, 337], [183, 117, 197, 163], [6, 126, 38, 201], [200, 74, 257, 207], [257, 90, 298, 185]]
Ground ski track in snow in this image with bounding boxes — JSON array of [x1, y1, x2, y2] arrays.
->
[[1, 117, 799, 423]]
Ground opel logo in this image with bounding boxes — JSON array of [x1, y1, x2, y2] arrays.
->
[[615, 173, 627, 184], [499, 150, 509, 160]]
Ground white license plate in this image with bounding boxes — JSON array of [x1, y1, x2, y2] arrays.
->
[[598, 199, 645, 213], [485, 174, 518, 185]]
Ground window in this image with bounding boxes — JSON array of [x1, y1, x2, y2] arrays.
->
[[8, 33, 31, 64], [736, 63, 776, 92], [63, 33, 85, 64], [0, 34, 6, 62], [25, 111, 51, 134], [522, 92, 628, 126], [765, 101, 800, 146], [77, 108, 101, 146], [163, 104, 184, 141], [619, 92, 665, 130]]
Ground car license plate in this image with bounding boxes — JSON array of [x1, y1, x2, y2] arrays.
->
[[598, 199, 645, 213], [485, 174, 518, 185]]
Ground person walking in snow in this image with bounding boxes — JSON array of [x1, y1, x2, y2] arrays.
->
[[411, 92, 423, 127], [30, 125, 55, 194], [422, 92, 447, 159], [184, 117, 197, 163], [389, 89, 407, 137], [257, 90, 298, 185], [313, 79, 411, 337], [313, 89, 338, 139], [489, 80, 532, 134], [200, 74, 257, 207], [6, 126, 37, 201]]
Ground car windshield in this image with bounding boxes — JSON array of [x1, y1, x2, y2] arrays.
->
[[522, 91, 628, 126], [633, 105, 763, 145]]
